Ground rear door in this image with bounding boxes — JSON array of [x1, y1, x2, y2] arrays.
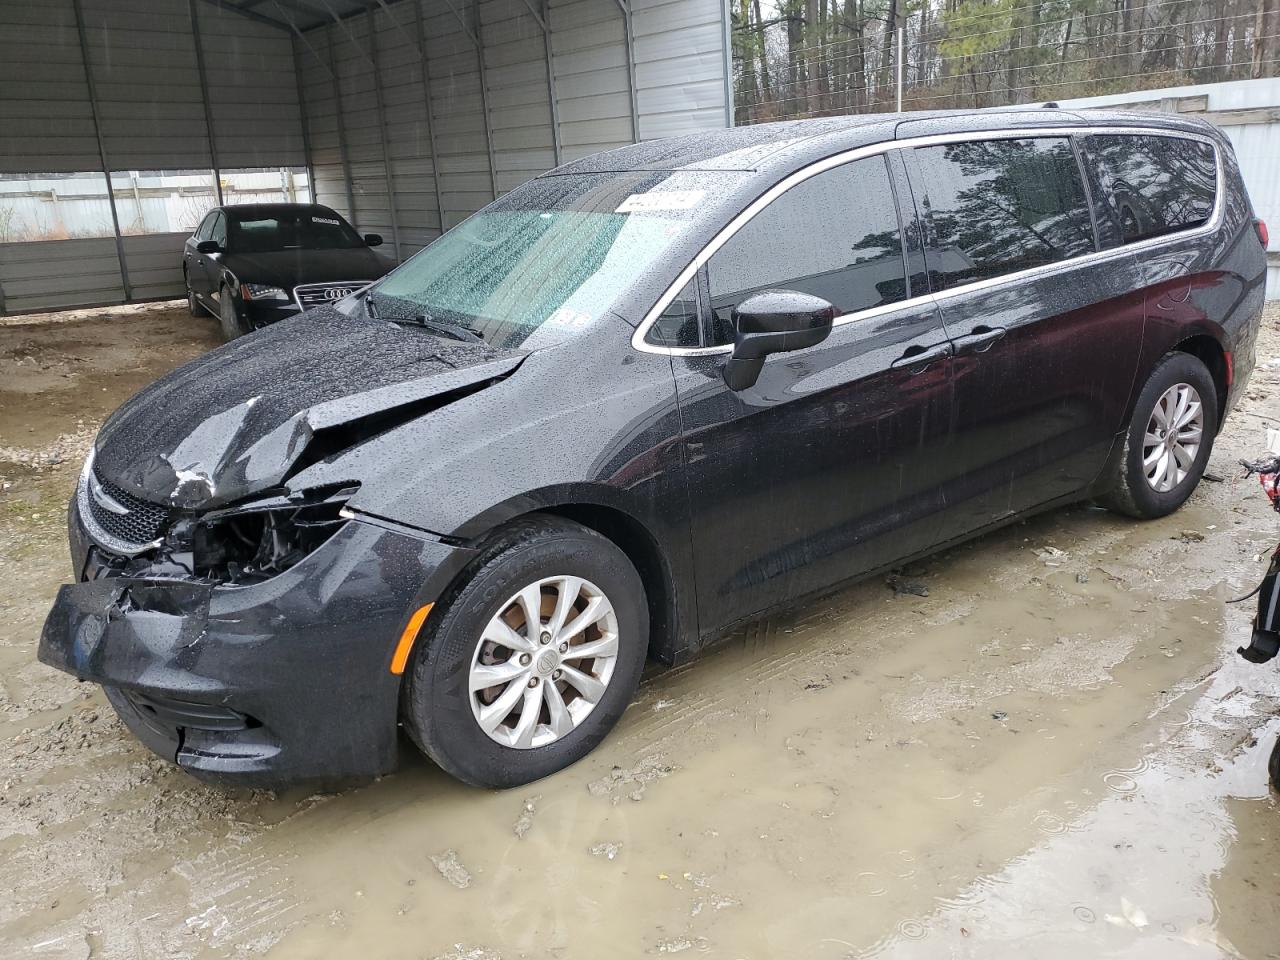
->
[[656, 155, 955, 635], [901, 135, 1146, 542]]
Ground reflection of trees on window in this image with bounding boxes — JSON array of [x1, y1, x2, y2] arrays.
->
[[1082, 135, 1216, 244], [914, 138, 1094, 291], [704, 157, 909, 346]]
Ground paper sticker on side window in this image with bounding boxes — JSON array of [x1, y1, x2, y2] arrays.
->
[[616, 191, 704, 214], [312, 217, 340, 225]]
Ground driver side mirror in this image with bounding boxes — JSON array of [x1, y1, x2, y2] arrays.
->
[[196, 239, 222, 255], [723, 289, 836, 391], [364, 233, 384, 247]]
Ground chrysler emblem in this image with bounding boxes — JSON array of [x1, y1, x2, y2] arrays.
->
[[88, 473, 128, 515]]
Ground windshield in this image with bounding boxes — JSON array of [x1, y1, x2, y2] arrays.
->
[[368, 172, 714, 349], [228, 209, 364, 253]]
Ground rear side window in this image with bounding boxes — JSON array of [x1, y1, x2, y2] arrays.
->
[[1079, 134, 1217, 246], [910, 137, 1095, 292], [703, 156, 908, 347]]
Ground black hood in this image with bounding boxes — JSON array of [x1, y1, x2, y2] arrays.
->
[[222, 247, 389, 288], [94, 307, 526, 510]]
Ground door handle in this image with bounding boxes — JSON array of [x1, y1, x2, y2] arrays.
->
[[954, 325, 1007, 354], [891, 342, 953, 373]]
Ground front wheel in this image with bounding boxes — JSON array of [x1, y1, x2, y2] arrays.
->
[[402, 516, 648, 788], [217, 284, 248, 340], [1270, 736, 1280, 792], [1099, 352, 1219, 519], [185, 272, 202, 317]]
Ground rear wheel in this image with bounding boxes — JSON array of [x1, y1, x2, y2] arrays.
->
[[1270, 736, 1280, 792], [217, 283, 248, 340], [1099, 352, 1218, 519], [402, 516, 648, 788]]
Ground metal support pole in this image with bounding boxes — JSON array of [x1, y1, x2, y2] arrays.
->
[[720, 0, 733, 127], [517, 0, 561, 166], [473, 0, 498, 199], [367, 7, 402, 261], [72, 0, 131, 301], [411, 0, 448, 239], [189, 0, 223, 203], [325, 27, 359, 225], [895, 25, 904, 113], [611, 0, 639, 142], [290, 31, 317, 202]]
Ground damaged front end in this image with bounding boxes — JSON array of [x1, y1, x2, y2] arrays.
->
[[76, 447, 356, 587], [42, 468, 475, 786]]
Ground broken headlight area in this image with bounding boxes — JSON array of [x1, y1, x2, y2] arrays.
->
[[188, 484, 358, 585], [85, 485, 358, 587]]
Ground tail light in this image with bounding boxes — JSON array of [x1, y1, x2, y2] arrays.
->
[[1256, 218, 1270, 248]]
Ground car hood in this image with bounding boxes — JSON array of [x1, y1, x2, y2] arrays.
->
[[94, 306, 527, 510], [222, 248, 389, 288]]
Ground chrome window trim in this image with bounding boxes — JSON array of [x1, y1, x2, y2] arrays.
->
[[632, 125, 1223, 357]]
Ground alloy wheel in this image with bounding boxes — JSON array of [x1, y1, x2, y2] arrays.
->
[[468, 575, 620, 750], [1142, 382, 1204, 493]]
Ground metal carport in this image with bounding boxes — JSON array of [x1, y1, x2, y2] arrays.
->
[[0, 0, 732, 314]]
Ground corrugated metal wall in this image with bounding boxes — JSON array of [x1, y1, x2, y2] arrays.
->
[[0, 0, 731, 313], [295, 0, 732, 256]]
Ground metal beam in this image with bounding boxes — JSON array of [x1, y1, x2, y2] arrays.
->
[[719, 0, 733, 127], [611, 0, 639, 142], [72, 0, 131, 301], [289, 30, 318, 200], [189, 0, 224, 204], [197, 0, 293, 32], [271, 0, 339, 82], [325, 26, 359, 225], [440, 0, 498, 200], [519, 0, 561, 167], [367, 7, 402, 261], [410, 0, 448, 239]]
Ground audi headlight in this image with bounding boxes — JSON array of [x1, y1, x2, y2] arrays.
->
[[240, 282, 289, 301]]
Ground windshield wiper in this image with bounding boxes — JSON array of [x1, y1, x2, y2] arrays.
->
[[363, 290, 381, 321], [398, 312, 486, 345]]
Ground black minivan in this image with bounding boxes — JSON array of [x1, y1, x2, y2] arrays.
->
[[41, 109, 1266, 789]]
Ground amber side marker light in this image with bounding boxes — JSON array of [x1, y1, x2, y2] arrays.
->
[[391, 603, 434, 675]]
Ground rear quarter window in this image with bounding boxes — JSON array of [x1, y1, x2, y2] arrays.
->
[[1079, 134, 1218, 246]]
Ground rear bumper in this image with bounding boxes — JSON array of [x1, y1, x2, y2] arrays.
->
[[40, 511, 474, 789]]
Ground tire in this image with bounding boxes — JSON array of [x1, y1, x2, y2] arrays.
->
[[184, 271, 201, 318], [1270, 736, 1280, 793], [217, 283, 248, 340], [402, 515, 648, 788], [1099, 351, 1219, 519]]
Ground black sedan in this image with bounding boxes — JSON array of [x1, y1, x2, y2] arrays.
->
[[41, 110, 1265, 790], [183, 203, 390, 339]]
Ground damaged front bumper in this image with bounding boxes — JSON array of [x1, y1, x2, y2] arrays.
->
[[39, 500, 473, 788]]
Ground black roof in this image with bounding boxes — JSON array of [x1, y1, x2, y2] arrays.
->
[[551, 107, 1219, 179]]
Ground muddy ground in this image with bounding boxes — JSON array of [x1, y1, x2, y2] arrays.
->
[[1, 300, 1279, 959]]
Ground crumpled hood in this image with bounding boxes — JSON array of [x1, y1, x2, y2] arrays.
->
[[94, 306, 526, 510]]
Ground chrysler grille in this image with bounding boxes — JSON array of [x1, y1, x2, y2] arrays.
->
[[83, 468, 170, 553], [294, 282, 365, 309]]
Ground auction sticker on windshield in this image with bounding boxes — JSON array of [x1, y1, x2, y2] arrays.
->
[[615, 191, 704, 213]]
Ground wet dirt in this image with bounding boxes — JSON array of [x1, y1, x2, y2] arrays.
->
[[2, 301, 1279, 959]]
